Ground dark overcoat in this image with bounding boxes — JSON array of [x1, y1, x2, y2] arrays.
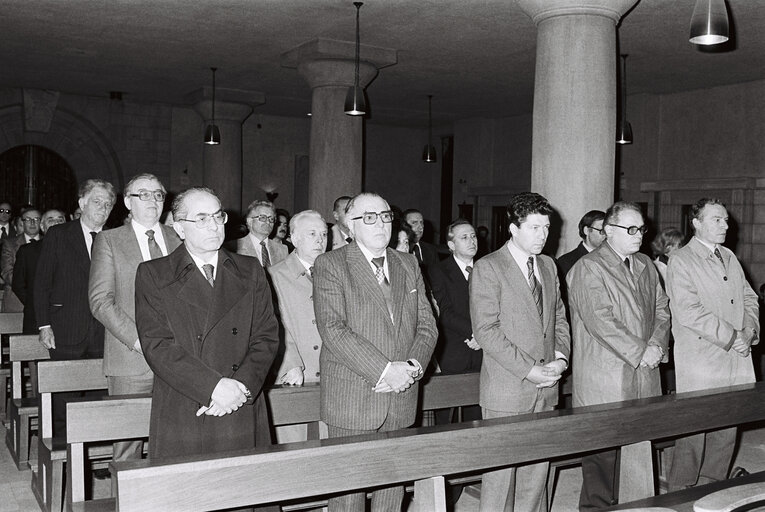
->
[[135, 245, 278, 459]]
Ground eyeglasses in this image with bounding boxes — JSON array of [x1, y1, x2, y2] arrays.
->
[[176, 210, 228, 228], [129, 190, 166, 202], [588, 226, 604, 234], [248, 215, 275, 224], [610, 224, 647, 236], [22, 217, 41, 224], [0, 209, 10, 214], [351, 211, 395, 225]]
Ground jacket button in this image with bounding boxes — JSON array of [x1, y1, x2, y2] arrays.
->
[[311, 319, 316, 325], [731, 299, 734, 304], [539, 358, 545, 364], [309, 295, 313, 301], [232, 328, 238, 335], [723, 276, 728, 281], [232, 364, 239, 371], [313, 345, 319, 350], [315, 371, 320, 377], [197, 334, 202, 341]]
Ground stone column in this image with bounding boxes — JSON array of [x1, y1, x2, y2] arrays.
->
[[282, 38, 397, 219], [192, 89, 264, 214], [517, 0, 638, 254]]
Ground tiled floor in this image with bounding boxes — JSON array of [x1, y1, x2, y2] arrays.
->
[[1, 420, 763, 511]]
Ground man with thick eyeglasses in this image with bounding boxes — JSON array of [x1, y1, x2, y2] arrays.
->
[[666, 198, 759, 491], [567, 201, 670, 510], [89, 173, 181, 467], [0, 202, 15, 242], [313, 192, 437, 511], [35, 179, 116, 436], [135, 187, 278, 460], [1, 207, 42, 286], [557, 209, 606, 277], [237, 199, 287, 268]]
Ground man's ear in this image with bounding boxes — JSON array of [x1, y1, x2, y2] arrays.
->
[[173, 221, 185, 240]]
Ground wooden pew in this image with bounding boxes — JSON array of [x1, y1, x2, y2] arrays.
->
[[111, 383, 765, 512], [63, 373, 479, 511], [5, 334, 49, 470], [0, 311, 23, 419], [32, 359, 107, 512]]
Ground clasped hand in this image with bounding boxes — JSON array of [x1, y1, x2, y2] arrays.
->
[[639, 345, 663, 369], [731, 330, 754, 357], [464, 336, 481, 351], [374, 361, 421, 393], [196, 378, 249, 417], [526, 360, 565, 388]]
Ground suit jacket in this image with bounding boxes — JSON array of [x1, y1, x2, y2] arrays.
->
[[470, 244, 570, 413], [429, 255, 482, 374], [413, 241, 439, 268], [1, 233, 39, 285], [268, 252, 322, 382], [11, 240, 42, 333], [567, 242, 670, 407], [666, 237, 758, 393], [329, 223, 351, 251], [236, 234, 287, 267], [33, 220, 104, 348], [313, 242, 438, 430], [135, 246, 279, 459], [556, 242, 588, 277], [89, 223, 181, 377]]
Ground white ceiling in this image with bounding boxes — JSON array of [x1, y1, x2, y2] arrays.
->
[[2, 0, 763, 126]]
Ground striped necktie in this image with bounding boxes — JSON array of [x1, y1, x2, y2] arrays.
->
[[527, 257, 543, 317], [260, 239, 270, 268]]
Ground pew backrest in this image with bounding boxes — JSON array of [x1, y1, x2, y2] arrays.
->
[[0, 311, 23, 334], [9, 334, 49, 398]]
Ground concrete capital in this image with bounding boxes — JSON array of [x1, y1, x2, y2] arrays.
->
[[193, 99, 254, 123], [516, 0, 638, 24], [297, 59, 378, 90], [281, 38, 397, 70]]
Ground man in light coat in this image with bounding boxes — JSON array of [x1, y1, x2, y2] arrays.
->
[[666, 198, 759, 490], [567, 201, 670, 510], [470, 192, 570, 512]]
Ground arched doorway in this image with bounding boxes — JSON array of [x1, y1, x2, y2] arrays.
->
[[0, 145, 78, 215]]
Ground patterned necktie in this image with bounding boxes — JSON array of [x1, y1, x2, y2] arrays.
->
[[465, 265, 473, 281], [527, 257, 543, 317], [202, 264, 215, 287], [372, 257, 389, 286], [713, 247, 725, 268], [146, 229, 163, 260], [260, 239, 270, 268]]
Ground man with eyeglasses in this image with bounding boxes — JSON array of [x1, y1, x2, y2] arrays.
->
[[12, 209, 66, 333], [1, 207, 42, 287], [134, 187, 278, 460], [88, 174, 181, 466], [237, 199, 287, 269], [35, 179, 116, 436], [567, 201, 670, 510], [313, 192, 437, 511], [0, 202, 15, 242], [666, 198, 758, 491], [557, 209, 606, 277]]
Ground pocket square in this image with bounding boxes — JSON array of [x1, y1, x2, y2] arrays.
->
[[409, 289, 417, 293]]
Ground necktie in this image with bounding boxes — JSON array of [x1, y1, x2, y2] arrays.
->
[[28, 238, 37, 244], [624, 257, 631, 273], [202, 264, 215, 287], [527, 257, 543, 317], [414, 244, 423, 264], [713, 248, 725, 268], [1, 226, 6, 240], [372, 257, 389, 286], [90, 231, 97, 242], [345, 237, 352, 244], [260, 239, 270, 268], [465, 265, 473, 281], [146, 230, 163, 260], [308, 266, 314, 278]]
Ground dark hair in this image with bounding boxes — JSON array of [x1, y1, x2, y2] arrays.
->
[[651, 227, 684, 258], [389, 218, 416, 250], [446, 218, 474, 242], [690, 198, 725, 231], [172, 187, 218, 220], [124, 173, 165, 197], [578, 210, 606, 239], [604, 201, 642, 227], [271, 208, 291, 239], [403, 208, 422, 219], [507, 192, 553, 232], [333, 196, 352, 213]]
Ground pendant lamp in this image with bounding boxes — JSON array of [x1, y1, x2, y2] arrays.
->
[[344, 2, 366, 116], [689, 0, 729, 45], [422, 95, 437, 163], [616, 55, 633, 145], [204, 67, 221, 145]]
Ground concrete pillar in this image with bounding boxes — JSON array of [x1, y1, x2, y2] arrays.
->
[[282, 38, 397, 220], [192, 88, 264, 214], [517, 0, 637, 254]]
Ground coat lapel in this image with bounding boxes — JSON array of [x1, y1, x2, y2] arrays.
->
[[387, 248, 406, 330], [346, 243, 391, 325], [499, 247, 542, 328], [203, 250, 249, 337], [172, 247, 213, 322], [538, 256, 555, 331], [71, 220, 92, 271]]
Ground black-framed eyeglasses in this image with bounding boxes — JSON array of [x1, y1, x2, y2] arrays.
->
[[176, 210, 228, 228], [351, 211, 395, 225], [248, 214, 275, 224], [611, 224, 647, 236], [129, 190, 166, 202], [0, 209, 11, 214], [588, 226, 604, 234], [22, 217, 41, 224]]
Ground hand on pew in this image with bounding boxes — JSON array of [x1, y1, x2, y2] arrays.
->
[[39, 326, 56, 349], [279, 367, 304, 386]]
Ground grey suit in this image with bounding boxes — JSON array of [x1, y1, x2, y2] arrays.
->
[[313, 241, 437, 510], [470, 243, 570, 512], [88, 223, 181, 461], [237, 234, 287, 267]]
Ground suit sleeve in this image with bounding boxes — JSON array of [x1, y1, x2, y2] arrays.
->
[[406, 258, 438, 364], [1, 238, 15, 285], [266, 271, 304, 378], [470, 258, 537, 380], [313, 255, 393, 385], [648, 271, 671, 355], [429, 264, 472, 340], [89, 233, 139, 349], [567, 260, 647, 368], [551, 269, 572, 359], [33, 231, 57, 328], [135, 263, 222, 405], [11, 245, 28, 304]]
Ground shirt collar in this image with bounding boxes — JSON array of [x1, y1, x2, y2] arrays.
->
[[507, 239, 536, 270], [693, 236, 718, 254], [188, 249, 219, 271], [131, 219, 163, 239], [606, 241, 631, 263], [452, 254, 473, 273]]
